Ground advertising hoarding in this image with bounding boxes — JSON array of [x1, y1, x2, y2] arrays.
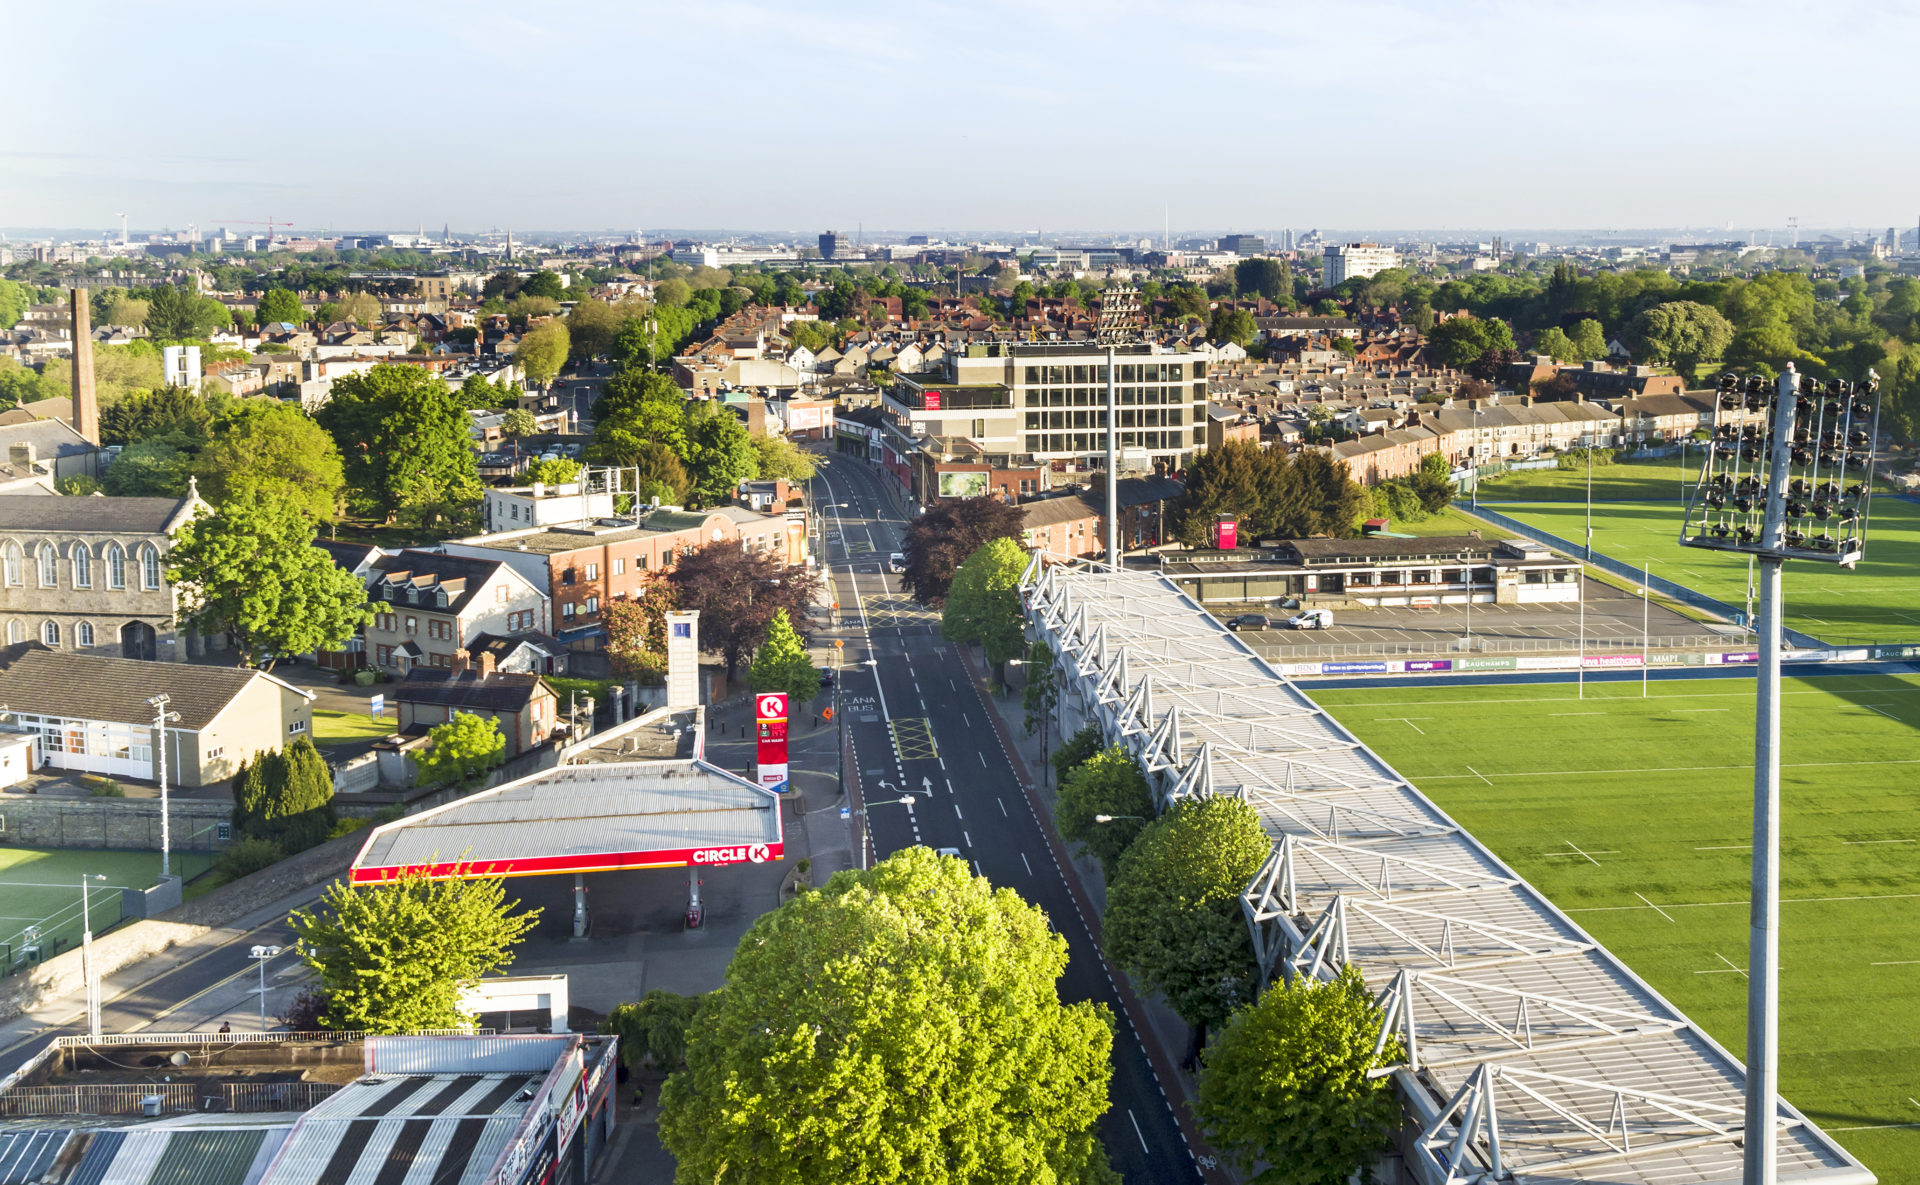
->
[[938, 471, 989, 499], [756, 692, 789, 793]]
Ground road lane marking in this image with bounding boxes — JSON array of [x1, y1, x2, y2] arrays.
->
[[998, 798, 1007, 816], [1020, 853, 1032, 875], [1128, 1109, 1149, 1154]]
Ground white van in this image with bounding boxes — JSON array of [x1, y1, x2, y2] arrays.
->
[[1287, 608, 1334, 630]]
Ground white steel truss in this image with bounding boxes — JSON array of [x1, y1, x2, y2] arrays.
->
[[1020, 554, 1870, 1185]]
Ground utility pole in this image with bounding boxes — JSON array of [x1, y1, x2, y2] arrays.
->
[[147, 695, 180, 879]]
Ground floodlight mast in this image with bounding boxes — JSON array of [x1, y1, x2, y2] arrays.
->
[[1677, 363, 1882, 1185]]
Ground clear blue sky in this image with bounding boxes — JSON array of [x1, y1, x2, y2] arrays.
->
[[7, 0, 1916, 237]]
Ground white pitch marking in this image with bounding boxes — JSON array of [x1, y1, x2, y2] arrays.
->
[[1635, 892, 1676, 923], [1869, 960, 1920, 966], [1465, 765, 1493, 786], [1844, 838, 1915, 845], [1572, 890, 1920, 912], [1417, 757, 1920, 781], [1564, 840, 1602, 866]]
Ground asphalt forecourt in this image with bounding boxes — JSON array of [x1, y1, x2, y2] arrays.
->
[[1314, 673, 1920, 1183]]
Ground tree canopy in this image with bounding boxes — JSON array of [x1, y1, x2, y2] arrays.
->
[[289, 869, 541, 1033], [514, 321, 570, 388], [165, 491, 376, 669], [658, 848, 1119, 1185], [748, 608, 821, 704], [415, 712, 507, 788], [1195, 966, 1402, 1185], [231, 737, 336, 854], [666, 542, 821, 679], [1175, 441, 1366, 547], [1103, 796, 1273, 1043], [255, 287, 304, 326], [194, 401, 346, 523], [318, 363, 483, 531], [940, 537, 1029, 674], [901, 497, 1025, 606], [1426, 315, 1516, 369], [1055, 746, 1154, 879]]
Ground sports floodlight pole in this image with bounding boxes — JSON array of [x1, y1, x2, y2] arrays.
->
[[1104, 346, 1119, 568], [1742, 370, 1798, 1185]]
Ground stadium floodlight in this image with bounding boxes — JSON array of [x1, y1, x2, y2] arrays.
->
[[1678, 363, 1881, 1185]]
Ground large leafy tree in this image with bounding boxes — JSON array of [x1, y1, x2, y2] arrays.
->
[[604, 990, 702, 1070], [1056, 746, 1155, 879], [165, 491, 377, 669], [99, 386, 211, 447], [232, 738, 337, 853], [1195, 966, 1402, 1185], [519, 270, 566, 301], [590, 368, 688, 457], [415, 712, 508, 788], [194, 401, 346, 523], [659, 848, 1120, 1185], [1176, 442, 1365, 546], [684, 402, 758, 507], [1234, 258, 1288, 302], [666, 542, 821, 680], [144, 283, 231, 341], [318, 363, 483, 530], [564, 297, 620, 362], [751, 434, 817, 482], [514, 321, 570, 388], [1426, 315, 1514, 369], [1628, 300, 1734, 376], [256, 287, 305, 326], [1103, 796, 1273, 1056], [1051, 723, 1105, 787], [900, 496, 1025, 606], [940, 537, 1028, 678], [1209, 306, 1258, 347], [602, 581, 675, 678], [748, 608, 820, 703], [289, 869, 541, 1033], [1174, 440, 1266, 548]]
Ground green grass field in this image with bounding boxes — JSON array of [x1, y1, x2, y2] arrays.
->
[[1475, 455, 1705, 503], [1474, 497, 1920, 644], [1315, 674, 1920, 1182], [0, 848, 177, 970], [312, 707, 397, 746]]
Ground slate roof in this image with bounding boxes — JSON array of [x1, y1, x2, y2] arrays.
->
[[397, 669, 550, 713], [367, 550, 512, 616], [0, 418, 96, 461], [0, 494, 199, 536], [1022, 494, 1099, 530], [0, 642, 310, 730]]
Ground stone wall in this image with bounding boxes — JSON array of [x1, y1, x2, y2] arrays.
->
[[0, 797, 234, 851]]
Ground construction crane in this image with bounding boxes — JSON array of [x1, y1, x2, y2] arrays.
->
[[215, 217, 293, 246]]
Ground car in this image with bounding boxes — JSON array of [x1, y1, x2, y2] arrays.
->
[[888, 552, 907, 573], [1287, 608, 1334, 630], [818, 668, 836, 688], [1277, 596, 1301, 610], [1224, 614, 1269, 632], [934, 847, 963, 860]]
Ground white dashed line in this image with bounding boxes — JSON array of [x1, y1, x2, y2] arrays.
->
[[1021, 852, 1032, 875], [998, 798, 1007, 816]]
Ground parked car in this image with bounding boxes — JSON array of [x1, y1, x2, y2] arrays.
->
[[1277, 596, 1301, 610], [1224, 614, 1269, 632], [818, 668, 836, 688], [888, 552, 907, 573], [1287, 608, 1334, 630]]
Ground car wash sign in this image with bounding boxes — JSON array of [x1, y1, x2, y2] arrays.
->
[[756, 692, 789, 794]]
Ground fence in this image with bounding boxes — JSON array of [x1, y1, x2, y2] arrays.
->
[[219, 1081, 343, 1112], [1462, 505, 1752, 622], [1251, 633, 1737, 662], [0, 1082, 196, 1117]]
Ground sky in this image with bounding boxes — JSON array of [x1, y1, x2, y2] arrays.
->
[[7, 0, 1918, 238]]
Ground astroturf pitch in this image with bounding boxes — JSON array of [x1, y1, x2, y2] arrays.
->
[[1314, 673, 1920, 1182], [0, 848, 176, 964], [1478, 495, 1920, 645]]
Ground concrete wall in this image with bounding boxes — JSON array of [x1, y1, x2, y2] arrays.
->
[[0, 796, 233, 851]]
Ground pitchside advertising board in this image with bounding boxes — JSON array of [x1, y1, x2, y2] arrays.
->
[[756, 692, 789, 794]]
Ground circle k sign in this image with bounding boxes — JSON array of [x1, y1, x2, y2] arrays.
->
[[756, 693, 788, 720]]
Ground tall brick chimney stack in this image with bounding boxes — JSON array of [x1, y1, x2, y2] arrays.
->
[[69, 288, 99, 444]]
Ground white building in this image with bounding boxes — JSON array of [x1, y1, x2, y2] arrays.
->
[[1322, 242, 1399, 287], [160, 345, 201, 391]]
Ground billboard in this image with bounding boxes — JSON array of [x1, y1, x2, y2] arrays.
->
[[1405, 659, 1453, 672], [939, 471, 989, 499], [1215, 517, 1238, 550], [923, 390, 943, 410], [756, 692, 789, 793]]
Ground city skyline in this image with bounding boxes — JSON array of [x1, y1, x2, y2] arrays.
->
[[7, 0, 1920, 234]]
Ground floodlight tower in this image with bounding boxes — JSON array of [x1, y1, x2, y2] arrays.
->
[[1678, 364, 1881, 1185]]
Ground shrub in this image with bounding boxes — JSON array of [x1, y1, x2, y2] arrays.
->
[[88, 780, 126, 798], [215, 837, 284, 880], [280, 986, 331, 1032]]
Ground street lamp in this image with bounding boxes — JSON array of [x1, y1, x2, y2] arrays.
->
[[850, 796, 915, 871], [146, 695, 181, 880], [1678, 366, 1881, 1185], [79, 873, 106, 1038], [249, 945, 283, 1033], [1093, 814, 1146, 824]]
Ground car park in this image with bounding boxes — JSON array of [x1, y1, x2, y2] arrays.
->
[[1224, 614, 1269, 631], [1287, 608, 1334, 630]]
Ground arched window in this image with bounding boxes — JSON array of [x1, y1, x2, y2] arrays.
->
[[40, 621, 58, 647], [37, 544, 57, 588], [2, 543, 19, 587], [106, 544, 125, 590], [72, 545, 91, 589], [4, 621, 20, 645], [76, 621, 94, 648], [140, 545, 161, 591]]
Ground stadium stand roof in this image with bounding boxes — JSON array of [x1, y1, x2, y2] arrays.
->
[[1021, 558, 1873, 1185]]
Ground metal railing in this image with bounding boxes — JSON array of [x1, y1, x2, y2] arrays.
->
[[1250, 633, 1741, 662], [1463, 505, 1750, 622], [0, 1082, 196, 1117], [51, 1028, 491, 1048], [219, 1081, 343, 1112]]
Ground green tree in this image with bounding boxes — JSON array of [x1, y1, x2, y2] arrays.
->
[[289, 869, 541, 1033], [256, 287, 305, 326], [415, 712, 507, 788], [631, 441, 694, 505], [1426, 315, 1514, 368], [234, 738, 335, 853], [0, 359, 48, 408], [565, 297, 620, 361], [102, 431, 201, 497], [1056, 746, 1154, 879], [748, 608, 820, 703], [659, 848, 1119, 1185], [900, 496, 1026, 606], [165, 491, 378, 669], [499, 406, 538, 448], [750, 433, 818, 482], [1628, 300, 1735, 376], [683, 402, 757, 507], [591, 368, 687, 458], [514, 321, 570, 388], [1567, 317, 1608, 361], [1104, 796, 1273, 1052], [605, 990, 703, 1070], [145, 283, 230, 340], [524, 457, 583, 485], [1409, 450, 1455, 514], [99, 385, 210, 446], [602, 582, 675, 678], [194, 401, 347, 523], [1051, 723, 1105, 787], [1209, 306, 1258, 347], [519, 270, 565, 301], [941, 537, 1028, 679], [1234, 258, 1289, 301], [318, 363, 484, 531], [1195, 966, 1402, 1185], [1023, 640, 1059, 777], [1174, 440, 1267, 548], [1533, 326, 1579, 363], [506, 295, 560, 327]]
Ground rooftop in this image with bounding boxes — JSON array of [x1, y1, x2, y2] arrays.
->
[[0, 493, 199, 536], [0, 642, 310, 731]]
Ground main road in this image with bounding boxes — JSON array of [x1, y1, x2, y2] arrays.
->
[[808, 453, 1207, 1185]]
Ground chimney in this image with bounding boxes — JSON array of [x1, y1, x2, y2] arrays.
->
[[69, 289, 98, 444], [451, 650, 470, 677], [8, 443, 34, 471], [475, 650, 496, 680]]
